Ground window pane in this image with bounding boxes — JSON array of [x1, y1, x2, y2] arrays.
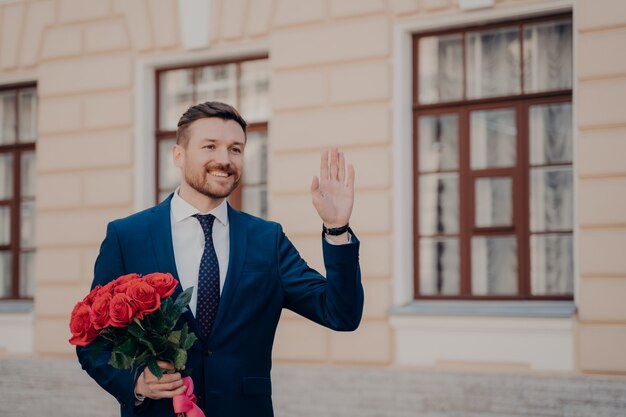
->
[[19, 251, 36, 298], [475, 177, 512, 227], [472, 235, 517, 295], [0, 91, 16, 145], [0, 153, 12, 199], [419, 173, 459, 235], [243, 130, 267, 185], [419, 34, 463, 104], [158, 138, 179, 192], [467, 27, 521, 99], [419, 237, 460, 295], [530, 167, 573, 232], [0, 206, 9, 245], [531, 234, 573, 295], [242, 185, 267, 219], [159, 69, 195, 130], [19, 88, 38, 143], [530, 103, 572, 165], [470, 108, 517, 169], [0, 251, 10, 297], [418, 114, 459, 172], [240, 60, 270, 123], [195, 64, 237, 108], [21, 201, 36, 249], [21, 151, 36, 198], [524, 21, 573, 93]]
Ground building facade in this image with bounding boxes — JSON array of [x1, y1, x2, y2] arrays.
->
[[0, 0, 625, 411]]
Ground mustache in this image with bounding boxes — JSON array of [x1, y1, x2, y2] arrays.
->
[[204, 164, 235, 175]]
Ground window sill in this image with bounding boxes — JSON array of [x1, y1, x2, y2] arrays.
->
[[0, 300, 34, 314], [388, 300, 576, 318]]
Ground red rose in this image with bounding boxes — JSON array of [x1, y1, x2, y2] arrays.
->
[[90, 290, 113, 330], [69, 301, 98, 346], [144, 273, 178, 299], [126, 280, 161, 319], [109, 293, 138, 327], [112, 273, 141, 294], [83, 285, 102, 306]]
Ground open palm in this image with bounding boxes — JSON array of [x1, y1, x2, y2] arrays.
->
[[310, 148, 355, 228]]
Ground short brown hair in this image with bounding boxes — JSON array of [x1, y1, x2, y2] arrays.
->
[[176, 101, 247, 147]]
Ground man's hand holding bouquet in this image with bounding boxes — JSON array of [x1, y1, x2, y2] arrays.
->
[[69, 272, 204, 417]]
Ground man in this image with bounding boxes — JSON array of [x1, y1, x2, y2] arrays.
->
[[77, 101, 364, 417]]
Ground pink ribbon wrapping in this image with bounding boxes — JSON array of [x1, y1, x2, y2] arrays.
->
[[173, 376, 205, 417]]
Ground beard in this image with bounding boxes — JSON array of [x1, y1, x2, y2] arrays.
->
[[184, 163, 241, 200]]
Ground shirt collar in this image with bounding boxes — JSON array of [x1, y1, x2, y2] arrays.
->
[[171, 188, 229, 227]]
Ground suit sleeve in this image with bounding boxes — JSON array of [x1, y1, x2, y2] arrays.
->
[[276, 225, 364, 331], [76, 222, 148, 414]]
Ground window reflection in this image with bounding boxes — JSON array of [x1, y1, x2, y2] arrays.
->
[[420, 238, 460, 295]]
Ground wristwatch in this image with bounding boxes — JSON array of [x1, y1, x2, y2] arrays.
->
[[322, 223, 351, 236]]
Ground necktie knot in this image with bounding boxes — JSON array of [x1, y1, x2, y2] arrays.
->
[[193, 214, 216, 238]]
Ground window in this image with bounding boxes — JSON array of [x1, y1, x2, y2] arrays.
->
[[156, 57, 270, 218], [0, 84, 37, 300], [413, 15, 573, 299]]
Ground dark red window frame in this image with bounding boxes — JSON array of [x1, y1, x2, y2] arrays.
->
[[412, 13, 573, 300], [0, 83, 36, 301]]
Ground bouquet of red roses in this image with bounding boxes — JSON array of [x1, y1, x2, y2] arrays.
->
[[69, 272, 203, 417]]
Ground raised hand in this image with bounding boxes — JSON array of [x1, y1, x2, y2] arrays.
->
[[310, 148, 355, 240]]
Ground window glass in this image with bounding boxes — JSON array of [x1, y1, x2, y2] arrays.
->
[[418, 114, 459, 172], [419, 34, 464, 104], [524, 21, 573, 93], [18, 88, 37, 143], [472, 235, 518, 295], [240, 60, 271, 123], [419, 173, 459, 235], [467, 27, 521, 99], [419, 237, 460, 295], [470, 108, 517, 169], [159, 69, 195, 130], [529, 103, 572, 165], [475, 177, 513, 227], [0, 91, 16, 145]]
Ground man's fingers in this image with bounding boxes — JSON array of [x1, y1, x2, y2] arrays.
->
[[346, 163, 355, 189], [156, 360, 175, 370], [330, 148, 339, 180], [320, 150, 329, 180], [338, 152, 346, 183], [144, 370, 182, 384], [310, 176, 319, 192]]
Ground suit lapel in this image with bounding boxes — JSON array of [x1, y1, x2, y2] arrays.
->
[[209, 204, 247, 340], [147, 195, 202, 338]]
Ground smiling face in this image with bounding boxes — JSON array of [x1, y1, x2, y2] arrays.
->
[[173, 117, 246, 207]]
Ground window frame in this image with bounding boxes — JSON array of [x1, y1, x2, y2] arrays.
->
[[412, 13, 573, 301], [0, 82, 37, 301], [154, 55, 269, 210]]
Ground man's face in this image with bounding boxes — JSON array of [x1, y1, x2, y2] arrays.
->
[[174, 117, 245, 200]]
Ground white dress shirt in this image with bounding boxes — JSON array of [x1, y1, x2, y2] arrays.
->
[[170, 190, 229, 317]]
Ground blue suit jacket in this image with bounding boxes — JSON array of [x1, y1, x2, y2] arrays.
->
[[77, 196, 363, 417]]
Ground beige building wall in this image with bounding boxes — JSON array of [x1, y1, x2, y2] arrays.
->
[[0, 0, 624, 377], [575, 0, 626, 374]]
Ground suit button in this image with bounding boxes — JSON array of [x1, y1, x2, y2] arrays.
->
[[204, 348, 212, 357]]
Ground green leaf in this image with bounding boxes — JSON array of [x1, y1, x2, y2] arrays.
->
[[147, 360, 163, 380], [173, 348, 187, 370], [168, 330, 181, 346], [133, 317, 145, 330], [138, 337, 157, 356], [182, 332, 198, 351], [128, 321, 145, 338], [117, 338, 137, 357], [109, 350, 132, 370], [180, 323, 198, 351], [175, 287, 193, 311]]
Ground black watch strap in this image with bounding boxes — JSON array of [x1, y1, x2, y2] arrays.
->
[[322, 223, 350, 236]]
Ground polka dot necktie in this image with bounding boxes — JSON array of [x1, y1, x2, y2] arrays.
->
[[193, 214, 220, 339]]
